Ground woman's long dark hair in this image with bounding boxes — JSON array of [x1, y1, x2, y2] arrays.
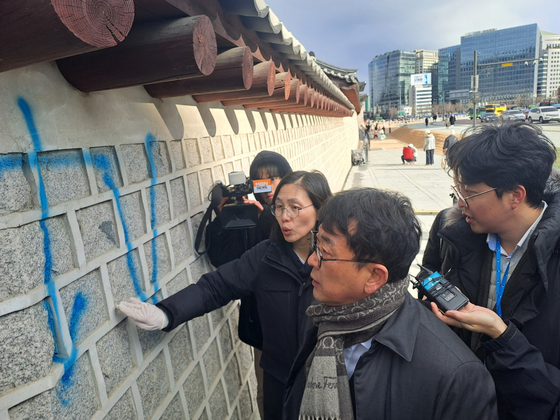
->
[[270, 170, 332, 241]]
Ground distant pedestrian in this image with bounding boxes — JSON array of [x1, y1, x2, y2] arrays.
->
[[423, 129, 435, 165], [432, 114, 437, 123], [442, 129, 458, 169], [425, 117, 429, 127], [450, 114, 456, 126]]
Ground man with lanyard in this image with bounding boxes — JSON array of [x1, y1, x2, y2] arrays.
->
[[421, 121, 560, 419]]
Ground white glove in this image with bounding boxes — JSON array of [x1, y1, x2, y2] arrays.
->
[[117, 297, 169, 330]]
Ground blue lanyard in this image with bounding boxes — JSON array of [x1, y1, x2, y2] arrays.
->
[[495, 237, 510, 317]]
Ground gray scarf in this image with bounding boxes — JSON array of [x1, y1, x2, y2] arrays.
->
[[299, 276, 410, 420]]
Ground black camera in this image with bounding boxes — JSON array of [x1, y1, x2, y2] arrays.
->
[[413, 265, 469, 313], [219, 171, 271, 230]]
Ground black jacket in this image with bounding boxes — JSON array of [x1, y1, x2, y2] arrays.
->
[[157, 239, 313, 384], [283, 294, 498, 420], [420, 172, 560, 419], [206, 208, 276, 349]]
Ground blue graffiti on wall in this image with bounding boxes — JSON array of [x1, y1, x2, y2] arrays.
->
[[17, 97, 80, 404], [15, 98, 165, 404]]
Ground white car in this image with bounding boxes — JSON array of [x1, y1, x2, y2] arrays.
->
[[501, 110, 526, 121], [528, 107, 560, 123]]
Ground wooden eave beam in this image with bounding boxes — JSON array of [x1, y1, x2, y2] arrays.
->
[[145, 46, 253, 98], [0, 0, 135, 73], [57, 15, 217, 93], [215, 72, 290, 106], [225, 78, 300, 108]]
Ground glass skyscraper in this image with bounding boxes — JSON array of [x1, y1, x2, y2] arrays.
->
[[368, 50, 415, 114]]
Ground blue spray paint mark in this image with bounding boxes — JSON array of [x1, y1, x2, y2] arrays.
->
[[18, 97, 83, 405], [145, 134, 160, 289], [17, 97, 42, 152], [91, 151, 145, 299], [68, 292, 88, 343]]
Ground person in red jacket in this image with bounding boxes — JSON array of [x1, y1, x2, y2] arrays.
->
[[401, 143, 417, 164]]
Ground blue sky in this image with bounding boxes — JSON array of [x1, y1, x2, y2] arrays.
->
[[264, 0, 560, 86]]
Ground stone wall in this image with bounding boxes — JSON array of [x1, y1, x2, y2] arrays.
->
[[0, 62, 359, 419]]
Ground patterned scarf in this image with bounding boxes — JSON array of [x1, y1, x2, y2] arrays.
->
[[298, 276, 410, 420]]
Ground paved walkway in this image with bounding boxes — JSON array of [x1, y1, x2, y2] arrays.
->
[[343, 137, 454, 286]]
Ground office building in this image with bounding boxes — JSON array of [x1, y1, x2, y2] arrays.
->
[[538, 32, 560, 101], [368, 50, 415, 115]]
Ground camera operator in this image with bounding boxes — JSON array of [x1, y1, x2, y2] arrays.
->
[[207, 150, 291, 416]]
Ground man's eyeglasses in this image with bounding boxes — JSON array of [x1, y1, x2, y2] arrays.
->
[[451, 185, 497, 208], [271, 204, 314, 218], [310, 230, 377, 268]]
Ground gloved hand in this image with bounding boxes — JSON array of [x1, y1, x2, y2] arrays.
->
[[117, 298, 169, 331]]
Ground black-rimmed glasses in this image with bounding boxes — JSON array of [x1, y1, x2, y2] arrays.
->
[[309, 230, 377, 268], [271, 204, 314, 218], [451, 185, 497, 208]]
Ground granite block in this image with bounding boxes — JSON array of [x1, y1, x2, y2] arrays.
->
[[218, 321, 233, 361], [0, 216, 73, 301], [183, 363, 206, 418], [0, 302, 55, 395], [212, 165, 226, 186], [223, 357, 241, 405], [104, 389, 136, 420], [238, 384, 254, 420], [96, 320, 134, 395], [120, 144, 150, 184], [107, 249, 145, 304], [199, 169, 213, 198], [166, 269, 189, 296], [202, 340, 221, 387], [211, 136, 225, 161], [8, 353, 99, 419], [146, 183, 170, 230], [37, 149, 91, 206], [161, 393, 185, 420], [0, 153, 32, 214], [236, 343, 254, 378], [144, 233, 171, 286], [90, 147, 123, 193], [185, 139, 201, 168], [189, 257, 207, 287], [168, 325, 194, 383], [209, 307, 224, 331], [169, 177, 188, 218], [209, 381, 228, 420], [199, 137, 213, 164], [147, 141, 171, 178], [189, 314, 211, 356], [117, 191, 146, 243], [137, 351, 169, 419], [76, 200, 118, 261], [240, 134, 249, 154], [137, 328, 165, 357], [59, 269, 108, 345], [248, 133, 256, 152], [231, 135, 242, 156], [222, 136, 234, 159], [170, 221, 191, 265], [186, 172, 201, 209], [169, 140, 186, 171]]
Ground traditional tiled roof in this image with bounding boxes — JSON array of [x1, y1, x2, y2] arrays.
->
[[217, 0, 356, 110]]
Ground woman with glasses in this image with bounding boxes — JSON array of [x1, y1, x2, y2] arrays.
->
[[117, 170, 332, 420]]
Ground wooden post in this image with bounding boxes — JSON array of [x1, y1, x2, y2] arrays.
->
[[144, 47, 253, 98], [57, 15, 217, 92], [0, 0, 135, 73]]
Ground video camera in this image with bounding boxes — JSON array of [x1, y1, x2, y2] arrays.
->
[[216, 171, 272, 230]]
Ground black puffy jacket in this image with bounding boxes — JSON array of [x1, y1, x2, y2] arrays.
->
[[157, 239, 313, 385], [420, 172, 560, 420]]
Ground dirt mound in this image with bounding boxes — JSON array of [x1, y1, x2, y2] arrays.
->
[[388, 126, 450, 155]]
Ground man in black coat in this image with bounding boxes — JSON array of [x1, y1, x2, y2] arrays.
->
[[421, 122, 560, 420], [283, 188, 497, 420]]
